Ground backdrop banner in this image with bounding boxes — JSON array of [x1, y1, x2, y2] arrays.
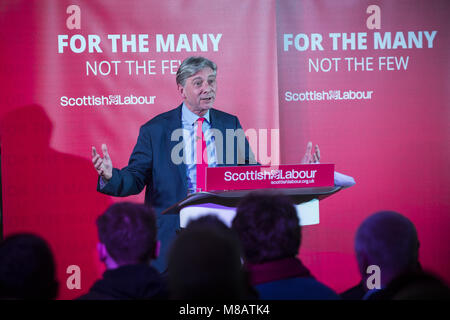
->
[[0, 0, 448, 299], [0, 0, 278, 299], [276, 0, 449, 291]]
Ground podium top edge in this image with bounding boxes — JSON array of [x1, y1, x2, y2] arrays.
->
[[179, 186, 341, 205], [160, 186, 342, 215]]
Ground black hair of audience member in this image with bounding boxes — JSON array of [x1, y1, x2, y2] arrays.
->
[[233, 192, 301, 264], [168, 215, 252, 300], [232, 192, 340, 300], [78, 202, 167, 300], [96, 202, 159, 265], [0, 233, 58, 300], [183, 215, 259, 299]]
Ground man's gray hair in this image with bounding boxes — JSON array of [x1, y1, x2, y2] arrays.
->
[[176, 56, 217, 86], [355, 211, 419, 275]]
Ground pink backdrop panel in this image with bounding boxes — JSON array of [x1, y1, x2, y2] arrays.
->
[[277, 0, 450, 292], [0, 0, 278, 299]]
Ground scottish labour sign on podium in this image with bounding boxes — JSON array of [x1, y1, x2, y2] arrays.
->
[[162, 164, 353, 228]]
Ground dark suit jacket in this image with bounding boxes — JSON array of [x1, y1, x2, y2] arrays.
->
[[97, 104, 256, 271], [76, 264, 168, 300]]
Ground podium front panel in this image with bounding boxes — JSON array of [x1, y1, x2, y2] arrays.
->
[[179, 199, 320, 228]]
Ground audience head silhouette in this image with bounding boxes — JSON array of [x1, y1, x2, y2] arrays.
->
[[355, 210, 420, 288], [0, 233, 58, 299], [168, 215, 249, 299], [96, 202, 159, 268], [232, 192, 301, 263], [231, 192, 340, 300], [78, 202, 167, 300]]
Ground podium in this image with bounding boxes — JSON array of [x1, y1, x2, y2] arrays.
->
[[161, 186, 342, 227], [161, 164, 350, 228]]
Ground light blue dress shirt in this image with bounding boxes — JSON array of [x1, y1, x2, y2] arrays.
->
[[181, 103, 217, 194]]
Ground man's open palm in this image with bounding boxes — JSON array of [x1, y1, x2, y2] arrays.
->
[[92, 144, 113, 181]]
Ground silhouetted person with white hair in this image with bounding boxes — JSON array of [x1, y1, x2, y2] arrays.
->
[[342, 210, 422, 300]]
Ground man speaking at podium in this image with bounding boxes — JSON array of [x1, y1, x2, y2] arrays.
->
[[91, 56, 320, 272]]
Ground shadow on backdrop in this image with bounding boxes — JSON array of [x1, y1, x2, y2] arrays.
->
[[0, 105, 112, 299]]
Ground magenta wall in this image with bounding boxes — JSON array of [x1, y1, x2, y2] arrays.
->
[[0, 0, 448, 299]]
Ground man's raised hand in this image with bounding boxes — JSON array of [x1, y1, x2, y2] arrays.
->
[[300, 141, 321, 164], [91, 144, 113, 181]]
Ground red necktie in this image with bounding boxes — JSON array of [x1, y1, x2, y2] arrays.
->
[[196, 117, 208, 192]]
